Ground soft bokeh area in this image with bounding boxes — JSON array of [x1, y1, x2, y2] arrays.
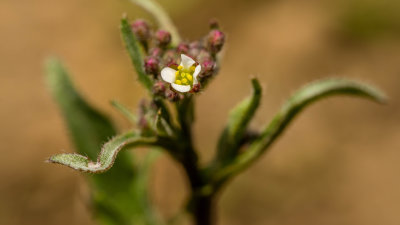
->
[[1, 0, 400, 224]]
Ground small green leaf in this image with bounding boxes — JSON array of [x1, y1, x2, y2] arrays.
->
[[131, 0, 181, 46], [48, 131, 157, 173], [216, 78, 262, 162], [214, 78, 386, 184], [153, 98, 173, 125], [120, 17, 154, 91]]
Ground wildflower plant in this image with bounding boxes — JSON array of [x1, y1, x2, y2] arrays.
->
[[46, 0, 386, 225]]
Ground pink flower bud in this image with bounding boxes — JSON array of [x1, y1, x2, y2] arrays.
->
[[207, 30, 225, 54], [200, 59, 215, 78], [131, 19, 151, 41], [165, 89, 180, 102], [144, 56, 159, 75], [197, 49, 212, 63], [188, 41, 202, 57], [177, 43, 189, 54], [163, 50, 178, 66], [152, 81, 166, 96], [149, 47, 162, 57], [155, 30, 171, 47]]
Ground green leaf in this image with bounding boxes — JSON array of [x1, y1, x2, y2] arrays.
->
[[214, 78, 386, 184], [131, 0, 181, 46], [45, 57, 118, 160], [48, 131, 157, 173], [153, 98, 173, 126], [45, 58, 162, 225], [130, 150, 164, 225], [216, 78, 262, 163], [111, 100, 137, 124], [92, 148, 164, 225], [120, 17, 154, 91]]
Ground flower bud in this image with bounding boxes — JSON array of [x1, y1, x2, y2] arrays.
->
[[149, 47, 162, 57], [197, 49, 212, 63], [152, 81, 166, 96], [131, 19, 151, 42], [165, 89, 180, 102], [209, 18, 220, 30], [192, 84, 201, 93], [144, 56, 159, 75], [200, 59, 215, 78], [138, 116, 149, 130], [177, 42, 189, 54], [155, 30, 171, 48], [163, 50, 178, 66], [207, 29, 225, 54], [188, 41, 202, 57]]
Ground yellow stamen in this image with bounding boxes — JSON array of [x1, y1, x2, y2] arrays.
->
[[178, 65, 183, 70], [175, 71, 179, 76], [190, 66, 196, 71], [175, 80, 182, 85], [182, 78, 188, 84], [181, 73, 186, 77], [187, 74, 193, 81]]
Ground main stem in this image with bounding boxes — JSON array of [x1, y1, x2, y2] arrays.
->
[[176, 97, 215, 225]]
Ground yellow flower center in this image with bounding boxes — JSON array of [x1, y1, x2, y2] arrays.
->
[[174, 65, 196, 86]]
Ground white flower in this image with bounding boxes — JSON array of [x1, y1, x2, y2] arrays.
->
[[161, 54, 201, 93]]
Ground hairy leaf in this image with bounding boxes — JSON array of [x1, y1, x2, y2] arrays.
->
[[48, 131, 157, 173], [214, 78, 386, 183], [45, 58, 161, 225], [121, 17, 154, 91], [46, 58, 118, 159], [131, 0, 181, 46], [216, 78, 262, 162]]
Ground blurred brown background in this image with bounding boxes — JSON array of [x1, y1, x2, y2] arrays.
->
[[1, 0, 400, 224]]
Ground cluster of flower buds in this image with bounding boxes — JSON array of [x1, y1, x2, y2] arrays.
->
[[131, 19, 225, 101]]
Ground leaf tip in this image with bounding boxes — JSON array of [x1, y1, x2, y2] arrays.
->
[[250, 78, 262, 94]]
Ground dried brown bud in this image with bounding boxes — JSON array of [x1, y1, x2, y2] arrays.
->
[[209, 18, 220, 30], [192, 84, 201, 93]]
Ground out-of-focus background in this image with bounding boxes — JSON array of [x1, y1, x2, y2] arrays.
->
[[1, 0, 400, 224]]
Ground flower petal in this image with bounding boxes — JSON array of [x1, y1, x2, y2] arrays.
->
[[193, 64, 201, 84], [180, 54, 195, 69], [161, 67, 177, 83], [171, 83, 191, 93]]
